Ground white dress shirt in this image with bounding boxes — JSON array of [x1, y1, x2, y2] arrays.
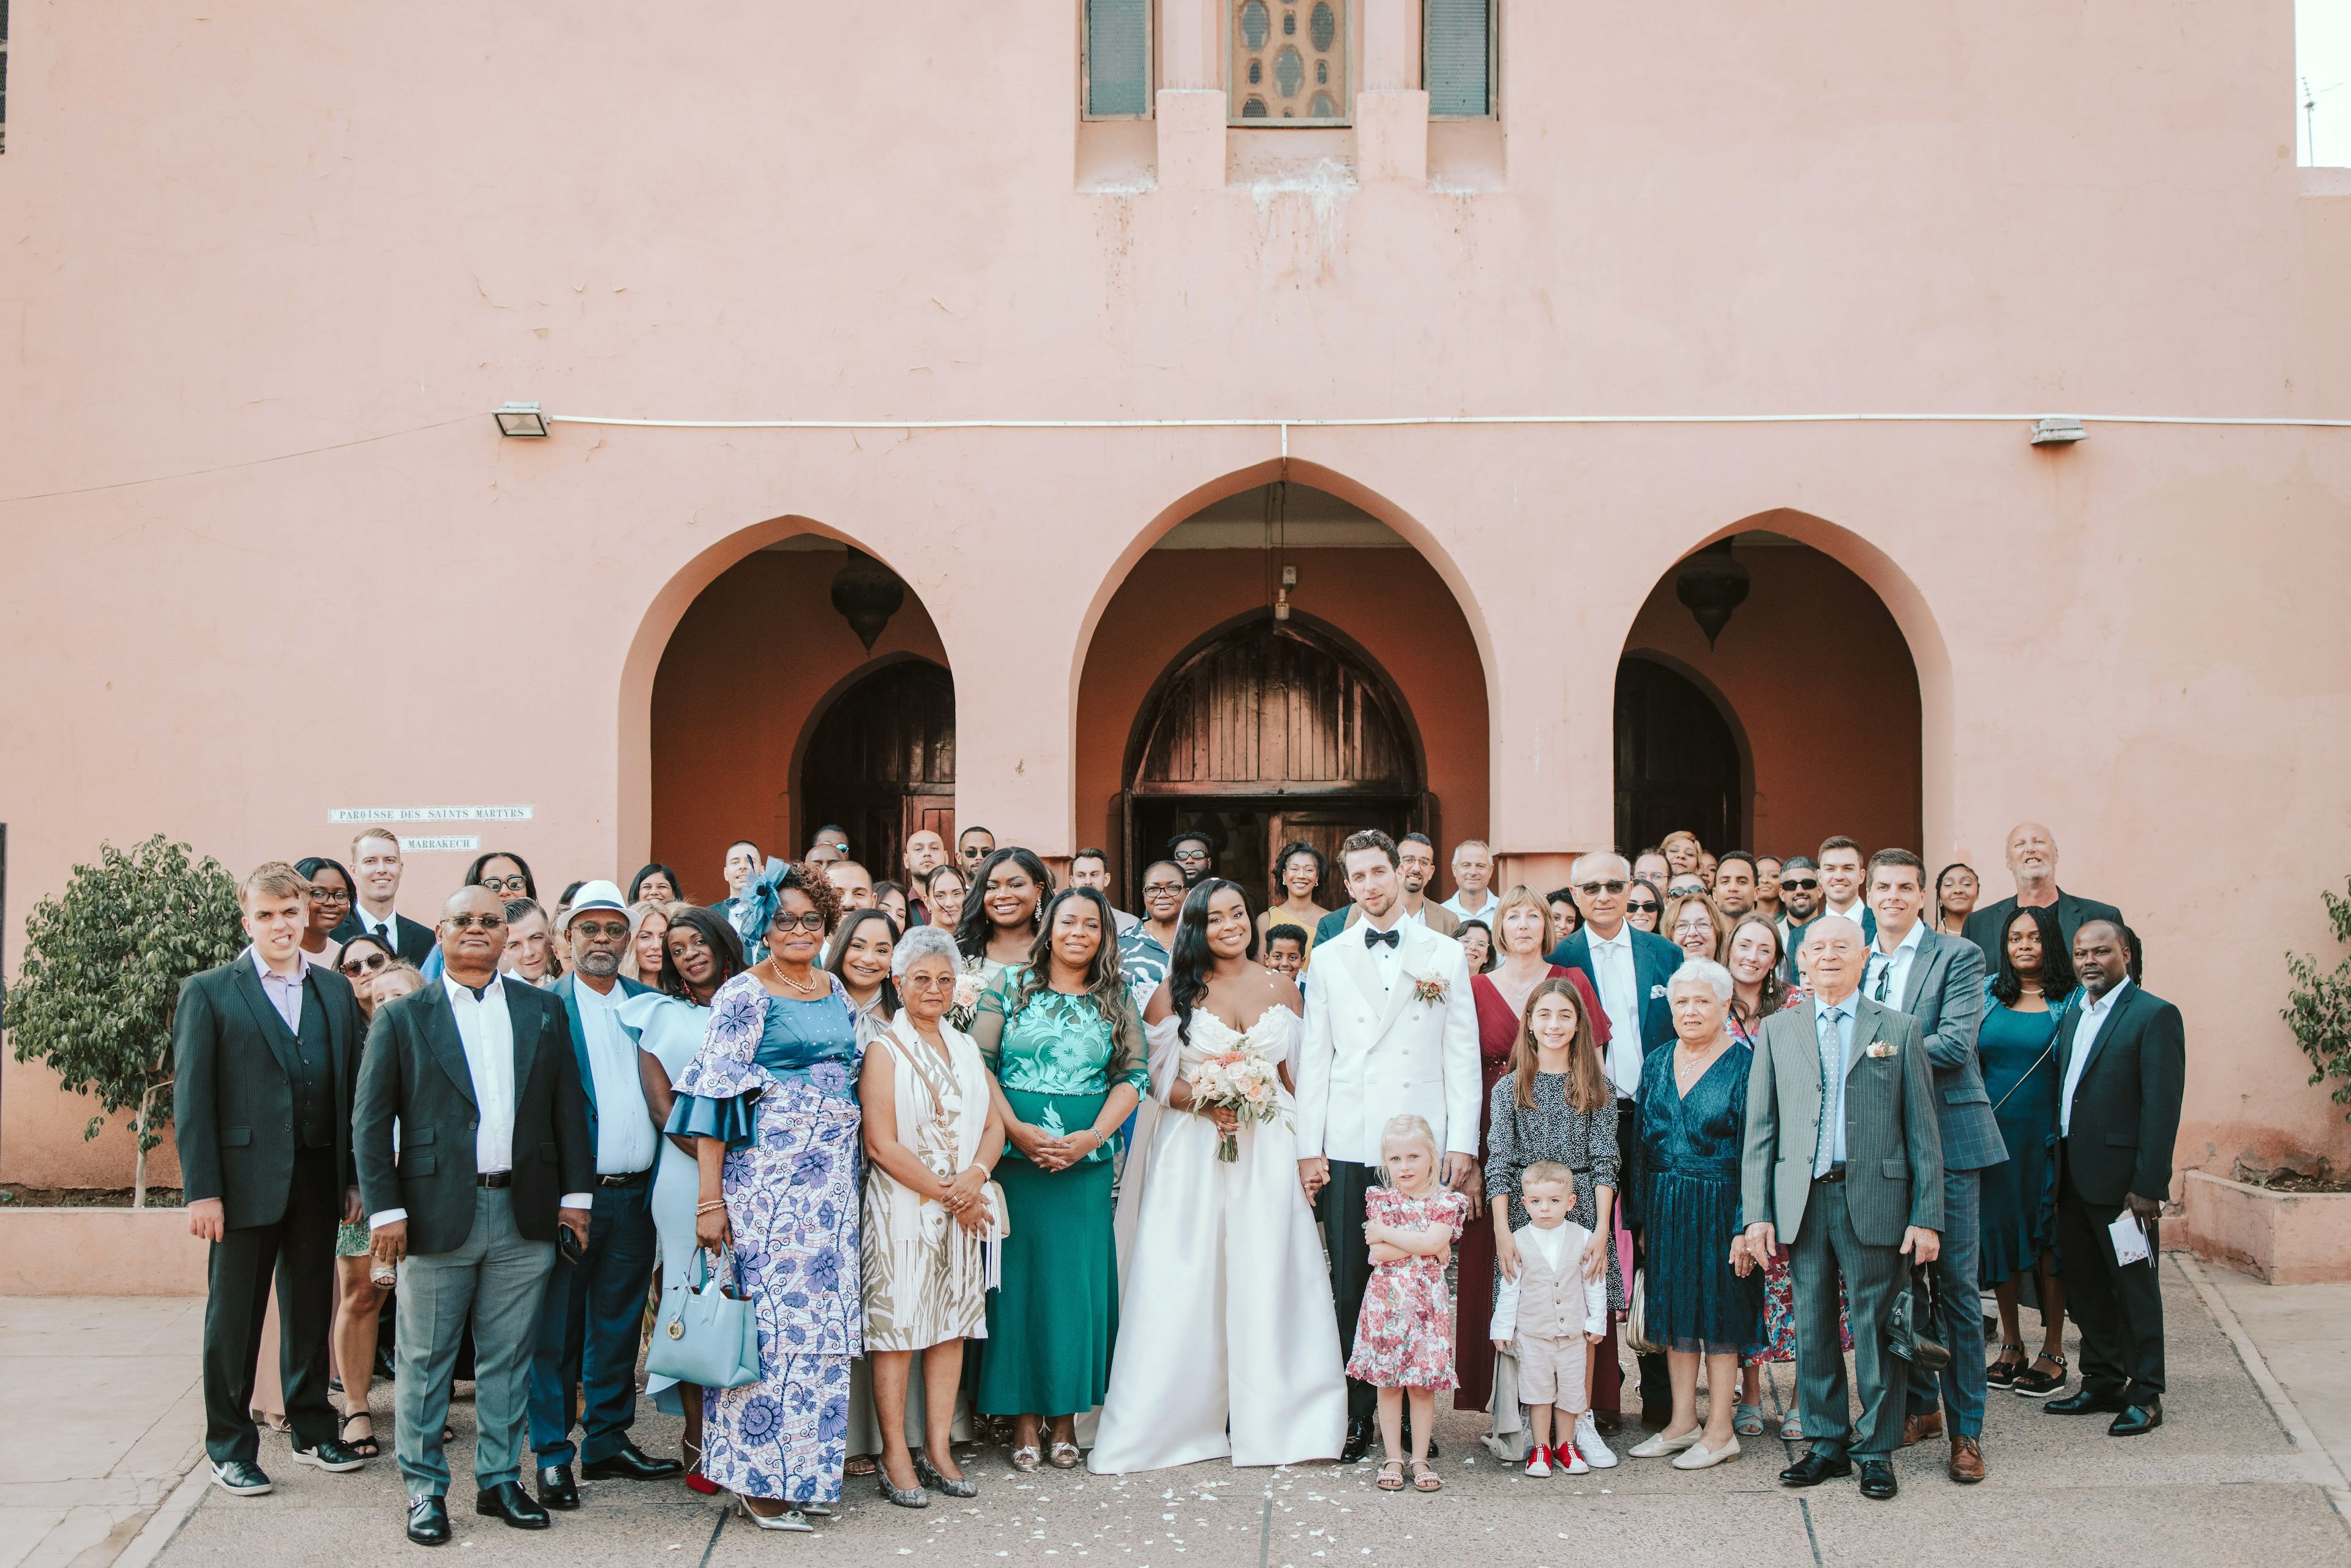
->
[[1361, 916, 1407, 994], [353, 905, 402, 947], [1586, 925, 1643, 1098], [1865, 918, 1924, 1008], [573, 978, 658, 1174], [2061, 978, 2132, 1136], [1440, 888, 1494, 922], [371, 973, 591, 1229]]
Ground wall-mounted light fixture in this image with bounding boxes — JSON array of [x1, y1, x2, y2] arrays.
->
[[494, 401, 550, 438], [2029, 416, 2087, 446]]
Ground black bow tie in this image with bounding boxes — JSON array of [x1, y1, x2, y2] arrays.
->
[[1365, 927, 1401, 950]]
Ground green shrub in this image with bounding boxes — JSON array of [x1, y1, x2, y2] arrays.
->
[[9, 835, 244, 1205], [2284, 877, 2351, 1127]]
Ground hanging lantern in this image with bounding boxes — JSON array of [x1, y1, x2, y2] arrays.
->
[[1674, 539, 1750, 649], [830, 549, 906, 651]]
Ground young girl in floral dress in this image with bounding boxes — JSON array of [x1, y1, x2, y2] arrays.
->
[[1347, 1114, 1471, 1495]]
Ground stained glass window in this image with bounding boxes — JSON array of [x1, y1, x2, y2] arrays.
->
[[1232, 0, 1346, 124]]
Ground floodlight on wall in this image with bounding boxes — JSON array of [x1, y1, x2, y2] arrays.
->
[[2029, 416, 2087, 446], [494, 401, 550, 438]]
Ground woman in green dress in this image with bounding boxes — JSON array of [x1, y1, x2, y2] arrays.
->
[[970, 885, 1147, 1472]]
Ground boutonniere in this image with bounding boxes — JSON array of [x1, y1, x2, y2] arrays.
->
[[1410, 972, 1449, 1007], [1648, 983, 1668, 1000], [1865, 1038, 1897, 1059]]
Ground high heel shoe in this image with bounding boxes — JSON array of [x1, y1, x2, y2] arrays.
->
[[736, 1497, 814, 1533], [915, 1454, 978, 1499], [682, 1439, 718, 1496], [876, 1461, 929, 1510]]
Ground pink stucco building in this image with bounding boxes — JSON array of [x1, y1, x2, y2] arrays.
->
[[3, 1, 2349, 1195]]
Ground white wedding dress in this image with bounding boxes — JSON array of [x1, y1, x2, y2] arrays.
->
[[1087, 1005, 1348, 1472]]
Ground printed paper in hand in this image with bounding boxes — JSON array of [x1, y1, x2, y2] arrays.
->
[[2108, 1211, 2151, 1267]]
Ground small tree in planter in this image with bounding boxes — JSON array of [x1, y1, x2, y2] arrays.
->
[[10, 835, 244, 1206], [2284, 877, 2351, 1133]]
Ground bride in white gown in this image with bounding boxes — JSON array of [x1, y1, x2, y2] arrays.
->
[[1089, 880, 1348, 1474]]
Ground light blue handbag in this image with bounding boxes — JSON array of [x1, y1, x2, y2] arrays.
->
[[645, 1247, 761, 1390]]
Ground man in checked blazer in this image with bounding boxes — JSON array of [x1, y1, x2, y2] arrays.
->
[[1741, 915, 1944, 1504], [1862, 850, 1998, 1481]]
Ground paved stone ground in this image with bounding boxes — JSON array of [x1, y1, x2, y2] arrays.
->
[[10, 1257, 2347, 1568]]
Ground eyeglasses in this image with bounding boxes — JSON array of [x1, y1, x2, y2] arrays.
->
[[1780, 878, 1820, 892], [1171, 849, 1210, 863], [1625, 900, 1661, 915], [309, 886, 350, 902], [478, 875, 530, 894], [443, 913, 506, 931], [768, 912, 827, 933], [902, 972, 957, 989], [571, 920, 629, 941], [1575, 880, 1629, 896], [1142, 882, 1184, 897], [339, 952, 391, 975]]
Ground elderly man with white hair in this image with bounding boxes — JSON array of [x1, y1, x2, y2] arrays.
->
[[1739, 915, 1944, 1504], [1625, 959, 1765, 1472]]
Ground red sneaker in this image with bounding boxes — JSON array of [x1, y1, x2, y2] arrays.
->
[[1524, 1443, 1553, 1477]]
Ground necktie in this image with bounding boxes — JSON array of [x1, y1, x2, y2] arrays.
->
[[1874, 958, 1893, 1003], [1365, 927, 1400, 950], [465, 982, 489, 1002], [1815, 1006, 1843, 1175]]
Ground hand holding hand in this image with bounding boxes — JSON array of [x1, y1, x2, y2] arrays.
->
[[1298, 1155, 1330, 1202], [187, 1197, 225, 1244], [1901, 1226, 1940, 1265], [942, 1163, 987, 1215], [1743, 1220, 1776, 1259]]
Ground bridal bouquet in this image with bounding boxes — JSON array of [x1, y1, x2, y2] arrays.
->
[[1185, 1045, 1288, 1163]]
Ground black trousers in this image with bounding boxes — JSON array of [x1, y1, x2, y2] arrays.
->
[[1318, 1159, 1382, 1426], [2055, 1155, 2165, 1401], [201, 1146, 340, 1464]]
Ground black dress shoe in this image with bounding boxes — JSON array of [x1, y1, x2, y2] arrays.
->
[[1340, 1419, 1378, 1464], [1640, 1402, 1674, 1432], [583, 1441, 683, 1481], [375, 1346, 397, 1382], [2109, 1399, 2163, 1437], [406, 1496, 451, 1547], [2046, 1387, 2128, 1416], [1592, 1410, 1623, 1438], [536, 1464, 579, 1510], [1777, 1450, 1854, 1488], [1856, 1458, 1898, 1500], [477, 1480, 551, 1529]]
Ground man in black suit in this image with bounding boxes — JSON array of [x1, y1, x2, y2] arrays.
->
[[174, 862, 370, 1495], [356, 885, 594, 1547], [1961, 822, 2123, 974], [1546, 850, 1684, 1437], [331, 828, 436, 964], [2046, 921, 2184, 1437]]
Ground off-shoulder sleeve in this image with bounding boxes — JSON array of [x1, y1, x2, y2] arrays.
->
[[666, 975, 768, 1149], [1144, 1013, 1186, 1105]]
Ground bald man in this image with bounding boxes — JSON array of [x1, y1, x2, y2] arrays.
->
[[1961, 822, 2123, 973]]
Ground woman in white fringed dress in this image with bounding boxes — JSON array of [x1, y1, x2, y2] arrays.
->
[[1088, 880, 1347, 1474]]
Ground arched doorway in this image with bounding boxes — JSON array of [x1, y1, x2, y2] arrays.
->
[[1120, 615, 1427, 913], [797, 659, 956, 887], [1618, 528, 1921, 860], [1616, 656, 1744, 855], [646, 534, 951, 902]]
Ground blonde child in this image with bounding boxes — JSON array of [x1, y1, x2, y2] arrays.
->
[[1346, 1114, 1471, 1494], [1490, 1161, 1608, 1476]]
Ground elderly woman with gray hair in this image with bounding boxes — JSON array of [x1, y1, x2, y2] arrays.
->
[[857, 922, 1003, 1507], [1627, 958, 1765, 1472]]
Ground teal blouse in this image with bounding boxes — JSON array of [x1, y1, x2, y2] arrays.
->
[[973, 967, 1149, 1098]]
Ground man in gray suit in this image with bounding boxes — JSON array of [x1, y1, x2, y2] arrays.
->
[[1741, 916, 1944, 1502], [1864, 850, 1997, 1482], [356, 886, 594, 1547]]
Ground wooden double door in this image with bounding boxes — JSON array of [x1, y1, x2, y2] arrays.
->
[[799, 659, 954, 885]]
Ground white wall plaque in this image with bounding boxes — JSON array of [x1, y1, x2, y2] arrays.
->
[[329, 806, 534, 823], [399, 835, 481, 853]]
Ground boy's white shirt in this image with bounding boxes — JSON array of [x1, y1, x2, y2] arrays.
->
[[1490, 1217, 1609, 1340]]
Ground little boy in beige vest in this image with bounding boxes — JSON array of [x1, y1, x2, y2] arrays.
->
[[1490, 1161, 1608, 1476]]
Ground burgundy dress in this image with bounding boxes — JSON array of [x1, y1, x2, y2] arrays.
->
[[1454, 966, 1611, 1411]]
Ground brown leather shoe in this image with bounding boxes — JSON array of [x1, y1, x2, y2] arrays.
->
[[1900, 1410, 1944, 1448], [1948, 1435, 1985, 1483]]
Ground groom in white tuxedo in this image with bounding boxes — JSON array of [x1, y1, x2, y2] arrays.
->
[[1294, 830, 1482, 1462]]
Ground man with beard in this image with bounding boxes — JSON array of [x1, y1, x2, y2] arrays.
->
[[1777, 856, 1824, 982], [1316, 831, 1461, 942]]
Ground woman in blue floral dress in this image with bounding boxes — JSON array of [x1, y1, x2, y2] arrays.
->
[[972, 886, 1148, 1471], [670, 863, 863, 1532]]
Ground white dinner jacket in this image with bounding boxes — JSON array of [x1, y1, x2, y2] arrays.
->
[[1294, 918, 1480, 1165]]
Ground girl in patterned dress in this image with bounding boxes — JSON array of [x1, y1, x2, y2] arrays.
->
[[1347, 1114, 1471, 1494]]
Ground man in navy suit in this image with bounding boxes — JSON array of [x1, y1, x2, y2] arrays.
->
[[331, 829, 437, 965], [527, 881, 679, 1507], [1546, 850, 1684, 1433]]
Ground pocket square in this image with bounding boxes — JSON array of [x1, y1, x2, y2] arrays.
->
[[1865, 1040, 1896, 1059], [1648, 983, 1668, 1000]]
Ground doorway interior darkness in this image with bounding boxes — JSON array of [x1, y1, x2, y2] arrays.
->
[[1122, 616, 1430, 915], [1614, 654, 1743, 857], [797, 658, 954, 890]]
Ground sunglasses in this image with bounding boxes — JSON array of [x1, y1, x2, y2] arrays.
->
[[1575, 880, 1629, 896], [1626, 900, 1661, 915], [443, 913, 506, 931], [339, 951, 391, 975], [1780, 878, 1820, 892]]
